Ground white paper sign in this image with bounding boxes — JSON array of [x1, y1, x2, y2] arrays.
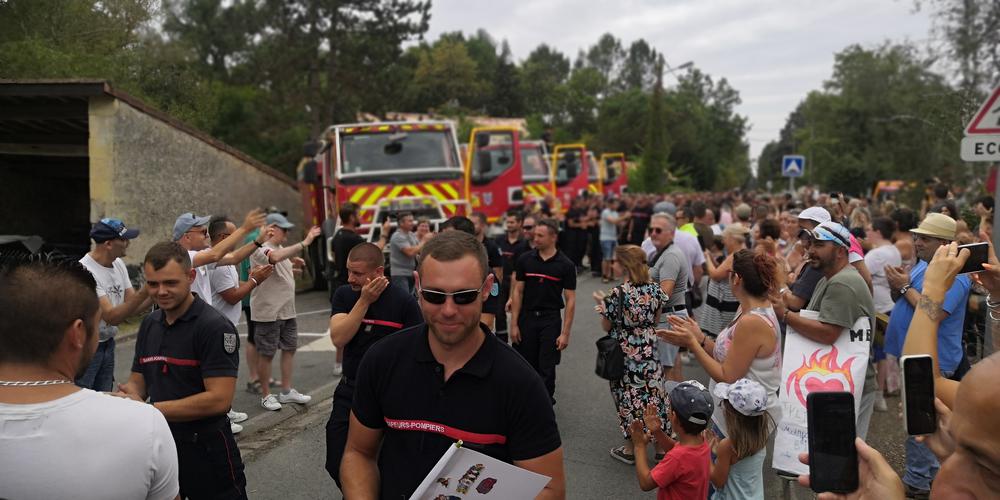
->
[[772, 310, 871, 475], [410, 442, 551, 500]]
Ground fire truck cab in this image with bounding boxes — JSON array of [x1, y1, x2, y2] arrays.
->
[[552, 143, 590, 212], [521, 140, 553, 207], [600, 152, 628, 196], [302, 121, 468, 287], [586, 151, 603, 196], [465, 127, 525, 223]]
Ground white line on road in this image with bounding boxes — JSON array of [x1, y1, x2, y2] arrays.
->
[[235, 308, 330, 326], [237, 332, 328, 338]]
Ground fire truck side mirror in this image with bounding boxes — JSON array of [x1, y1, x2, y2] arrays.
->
[[301, 160, 318, 183]]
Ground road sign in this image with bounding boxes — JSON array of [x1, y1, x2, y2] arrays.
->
[[965, 87, 1000, 135], [961, 135, 1000, 161], [782, 155, 805, 177]]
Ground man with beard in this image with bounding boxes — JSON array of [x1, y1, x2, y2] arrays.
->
[[772, 221, 876, 439], [0, 256, 178, 500], [119, 242, 247, 499], [341, 231, 565, 499], [326, 243, 422, 490], [495, 211, 532, 343]]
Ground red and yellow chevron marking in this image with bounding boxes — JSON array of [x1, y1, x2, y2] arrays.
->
[[346, 182, 465, 220], [342, 124, 448, 135], [587, 183, 601, 194], [523, 183, 551, 199]]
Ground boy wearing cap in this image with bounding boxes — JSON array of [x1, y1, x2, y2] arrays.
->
[[883, 212, 970, 497], [77, 218, 153, 391], [629, 380, 713, 500], [250, 213, 322, 411]]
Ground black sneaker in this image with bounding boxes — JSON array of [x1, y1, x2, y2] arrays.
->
[[904, 484, 930, 499]]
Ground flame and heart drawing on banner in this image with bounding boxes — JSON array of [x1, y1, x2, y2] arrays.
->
[[786, 346, 858, 408]]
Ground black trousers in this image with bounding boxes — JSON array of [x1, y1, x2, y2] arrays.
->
[[588, 230, 602, 273], [173, 420, 247, 500], [515, 312, 562, 400], [496, 278, 512, 337], [325, 378, 355, 489]]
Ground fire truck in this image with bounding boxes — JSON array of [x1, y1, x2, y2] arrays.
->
[[465, 127, 525, 223], [600, 152, 629, 196], [586, 151, 603, 195], [521, 140, 553, 207], [299, 121, 468, 288], [551, 143, 590, 211]]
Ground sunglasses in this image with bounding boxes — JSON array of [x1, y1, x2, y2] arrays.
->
[[522, 225, 535, 230], [418, 279, 487, 305], [650, 227, 666, 234], [187, 228, 208, 236]]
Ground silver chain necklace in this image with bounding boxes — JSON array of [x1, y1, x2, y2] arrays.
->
[[0, 380, 73, 387]]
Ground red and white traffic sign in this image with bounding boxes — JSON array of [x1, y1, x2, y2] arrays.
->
[[965, 86, 1000, 135]]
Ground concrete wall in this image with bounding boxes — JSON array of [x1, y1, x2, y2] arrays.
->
[[88, 96, 302, 266]]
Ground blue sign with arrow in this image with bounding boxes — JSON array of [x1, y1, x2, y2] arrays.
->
[[782, 155, 805, 178]]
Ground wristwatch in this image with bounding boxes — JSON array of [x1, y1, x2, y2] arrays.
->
[[898, 284, 912, 296]]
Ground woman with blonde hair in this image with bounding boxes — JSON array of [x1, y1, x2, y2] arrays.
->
[[594, 244, 669, 465]]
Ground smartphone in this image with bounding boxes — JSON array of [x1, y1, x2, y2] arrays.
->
[[807, 392, 858, 494], [958, 242, 989, 274], [901, 355, 937, 435]]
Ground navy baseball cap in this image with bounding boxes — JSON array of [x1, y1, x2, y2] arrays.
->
[[666, 380, 714, 426], [172, 212, 211, 241], [90, 218, 140, 243]]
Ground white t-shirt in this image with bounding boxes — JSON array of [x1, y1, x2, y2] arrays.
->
[[79, 253, 131, 342], [188, 250, 214, 303], [865, 243, 902, 314], [210, 264, 242, 325], [0, 389, 178, 500]]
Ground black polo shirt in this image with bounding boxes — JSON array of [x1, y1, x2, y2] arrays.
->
[[514, 249, 577, 311], [352, 324, 561, 499], [496, 234, 531, 279], [332, 228, 365, 288], [482, 236, 503, 272], [330, 283, 423, 380], [131, 295, 239, 429], [628, 205, 652, 243]]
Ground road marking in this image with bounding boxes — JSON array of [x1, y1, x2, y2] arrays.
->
[[299, 330, 335, 352], [237, 332, 328, 338], [235, 308, 329, 326]]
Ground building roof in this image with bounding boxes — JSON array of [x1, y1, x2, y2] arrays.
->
[[0, 79, 295, 188]]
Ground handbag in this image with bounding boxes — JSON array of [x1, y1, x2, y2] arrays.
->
[[595, 285, 627, 380]]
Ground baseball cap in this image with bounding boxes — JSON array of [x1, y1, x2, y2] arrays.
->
[[798, 206, 832, 224], [666, 380, 714, 426], [712, 378, 769, 417], [810, 221, 852, 248], [910, 212, 957, 241], [90, 218, 140, 243], [266, 213, 295, 229], [734, 203, 752, 220], [172, 213, 211, 241]]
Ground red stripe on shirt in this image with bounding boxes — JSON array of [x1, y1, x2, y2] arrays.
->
[[138, 356, 201, 367], [361, 319, 404, 329], [524, 273, 561, 282], [384, 417, 507, 445]]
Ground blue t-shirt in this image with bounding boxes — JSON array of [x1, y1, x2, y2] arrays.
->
[[884, 260, 971, 372]]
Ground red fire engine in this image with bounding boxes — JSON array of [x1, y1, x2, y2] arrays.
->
[[552, 143, 590, 211], [521, 139, 553, 207], [600, 152, 629, 196], [465, 127, 525, 223]]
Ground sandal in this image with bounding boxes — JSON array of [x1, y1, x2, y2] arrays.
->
[[610, 446, 636, 465], [246, 380, 262, 395]]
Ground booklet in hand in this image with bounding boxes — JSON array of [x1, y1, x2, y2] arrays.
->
[[409, 441, 551, 500]]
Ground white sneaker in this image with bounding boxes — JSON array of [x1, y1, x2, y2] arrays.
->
[[278, 388, 312, 404], [227, 409, 248, 423], [333, 362, 343, 376], [261, 394, 282, 411], [874, 392, 888, 412], [230, 422, 243, 434]]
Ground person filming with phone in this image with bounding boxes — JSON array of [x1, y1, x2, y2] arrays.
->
[[798, 239, 1000, 499], [883, 213, 971, 498]]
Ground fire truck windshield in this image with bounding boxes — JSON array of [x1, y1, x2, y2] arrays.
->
[[587, 155, 600, 182], [340, 130, 460, 179], [605, 158, 621, 182], [521, 146, 549, 181], [470, 132, 515, 184], [555, 150, 582, 187]]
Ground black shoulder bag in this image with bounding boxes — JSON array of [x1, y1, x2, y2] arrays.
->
[[595, 285, 627, 381]]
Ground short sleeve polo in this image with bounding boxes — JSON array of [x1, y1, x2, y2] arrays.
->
[[514, 249, 576, 311], [330, 283, 423, 379], [351, 325, 561, 499]]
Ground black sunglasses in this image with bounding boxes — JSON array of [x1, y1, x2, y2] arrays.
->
[[418, 279, 487, 305], [650, 227, 665, 234], [522, 225, 535, 230]]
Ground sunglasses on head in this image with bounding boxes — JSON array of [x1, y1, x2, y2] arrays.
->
[[418, 279, 487, 305]]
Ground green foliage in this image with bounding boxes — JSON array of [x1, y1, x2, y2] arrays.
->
[[639, 66, 670, 193]]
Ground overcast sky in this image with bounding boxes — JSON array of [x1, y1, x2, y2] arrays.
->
[[424, 0, 936, 164]]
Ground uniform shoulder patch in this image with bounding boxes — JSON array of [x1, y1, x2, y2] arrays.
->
[[223, 332, 238, 354]]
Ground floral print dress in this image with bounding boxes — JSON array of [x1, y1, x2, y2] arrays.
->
[[601, 281, 670, 437]]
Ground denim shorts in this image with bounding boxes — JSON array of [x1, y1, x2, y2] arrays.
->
[[600, 240, 616, 261]]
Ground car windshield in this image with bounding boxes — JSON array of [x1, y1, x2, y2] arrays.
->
[[521, 145, 549, 181], [555, 149, 582, 186], [470, 132, 516, 184], [605, 157, 622, 182], [340, 130, 460, 175]]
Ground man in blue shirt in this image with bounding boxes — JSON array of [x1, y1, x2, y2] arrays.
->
[[884, 212, 970, 498]]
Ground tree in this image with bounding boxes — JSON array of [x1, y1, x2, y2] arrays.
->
[[639, 63, 670, 192], [583, 33, 624, 98], [520, 44, 571, 118], [617, 39, 659, 92], [488, 41, 523, 117]]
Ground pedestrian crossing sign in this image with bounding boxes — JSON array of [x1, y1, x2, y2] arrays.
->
[[782, 155, 805, 178]]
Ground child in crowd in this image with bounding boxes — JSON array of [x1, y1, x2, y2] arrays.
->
[[709, 378, 773, 500], [629, 380, 713, 500]]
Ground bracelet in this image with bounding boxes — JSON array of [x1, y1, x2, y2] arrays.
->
[[990, 308, 1000, 321], [300, 241, 306, 250], [986, 293, 1000, 309], [249, 277, 259, 287], [253, 240, 263, 248]]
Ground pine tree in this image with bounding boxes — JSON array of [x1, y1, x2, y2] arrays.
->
[[640, 59, 670, 193]]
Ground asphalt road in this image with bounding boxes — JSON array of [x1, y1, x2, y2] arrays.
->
[[110, 276, 906, 499]]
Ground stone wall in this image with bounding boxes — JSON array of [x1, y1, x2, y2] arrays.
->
[[88, 96, 301, 266]]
